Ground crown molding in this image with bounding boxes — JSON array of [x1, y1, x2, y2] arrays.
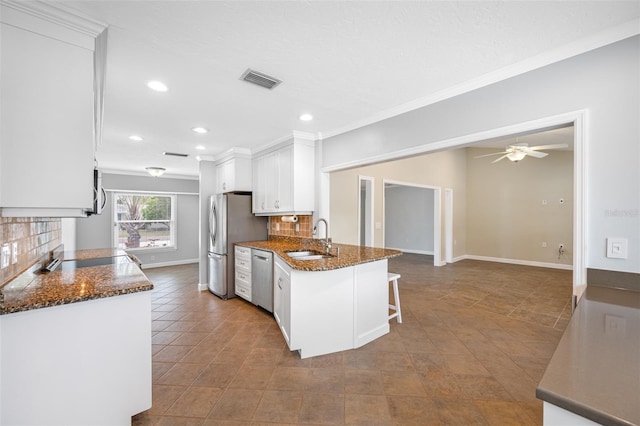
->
[[1, 0, 107, 36]]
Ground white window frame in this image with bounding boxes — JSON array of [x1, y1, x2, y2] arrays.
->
[[112, 191, 177, 252]]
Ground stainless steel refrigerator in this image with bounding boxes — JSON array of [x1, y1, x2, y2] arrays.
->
[[208, 192, 268, 299]]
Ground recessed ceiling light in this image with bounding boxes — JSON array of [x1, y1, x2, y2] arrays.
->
[[299, 113, 313, 121], [147, 80, 168, 92], [129, 135, 143, 141], [196, 145, 206, 150], [192, 127, 208, 134]]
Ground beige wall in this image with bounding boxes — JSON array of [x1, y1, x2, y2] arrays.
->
[[466, 148, 573, 265], [329, 149, 467, 260], [329, 146, 573, 267]]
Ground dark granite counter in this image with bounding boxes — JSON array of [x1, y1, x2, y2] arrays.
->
[[0, 248, 153, 315], [536, 285, 640, 426], [236, 236, 402, 271]]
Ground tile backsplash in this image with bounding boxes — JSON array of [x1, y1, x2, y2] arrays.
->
[[0, 217, 61, 287], [268, 215, 313, 238]]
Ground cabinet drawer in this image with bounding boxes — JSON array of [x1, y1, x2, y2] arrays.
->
[[235, 246, 251, 257], [235, 282, 251, 301], [235, 269, 251, 286], [235, 257, 251, 272]]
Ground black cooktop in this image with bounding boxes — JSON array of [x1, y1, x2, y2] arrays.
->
[[59, 256, 131, 271]]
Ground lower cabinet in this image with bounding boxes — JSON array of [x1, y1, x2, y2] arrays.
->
[[0, 292, 152, 425], [235, 246, 252, 302], [273, 254, 389, 359], [273, 255, 291, 345]]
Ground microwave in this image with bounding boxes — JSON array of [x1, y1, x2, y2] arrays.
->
[[88, 168, 106, 216]]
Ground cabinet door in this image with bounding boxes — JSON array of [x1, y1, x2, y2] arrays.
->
[[215, 160, 233, 193], [275, 146, 293, 212], [0, 23, 94, 211], [273, 257, 291, 346], [252, 156, 268, 213], [263, 153, 278, 213]]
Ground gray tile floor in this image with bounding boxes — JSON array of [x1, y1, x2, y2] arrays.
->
[[133, 254, 572, 425]]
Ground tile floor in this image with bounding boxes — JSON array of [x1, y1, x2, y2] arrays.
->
[[133, 254, 572, 425]]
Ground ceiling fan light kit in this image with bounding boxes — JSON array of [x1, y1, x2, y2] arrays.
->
[[475, 143, 569, 164]]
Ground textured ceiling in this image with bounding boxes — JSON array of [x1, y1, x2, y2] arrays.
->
[[56, 1, 639, 178]]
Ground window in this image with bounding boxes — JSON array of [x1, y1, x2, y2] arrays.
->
[[113, 192, 176, 250]]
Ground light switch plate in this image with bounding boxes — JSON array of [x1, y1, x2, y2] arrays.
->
[[606, 238, 628, 259], [1, 244, 10, 269], [12, 242, 18, 264]]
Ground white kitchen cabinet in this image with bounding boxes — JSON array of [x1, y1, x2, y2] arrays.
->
[[0, 2, 106, 217], [273, 254, 389, 359], [252, 136, 315, 215], [0, 291, 152, 425], [273, 255, 291, 345], [215, 157, 252, 194], [234, 245, 252, 301]]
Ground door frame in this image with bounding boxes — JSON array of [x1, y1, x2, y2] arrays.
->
[[444, 188, 453, 263], [382, 179, 441, 266], [357, 175, 375, 246]]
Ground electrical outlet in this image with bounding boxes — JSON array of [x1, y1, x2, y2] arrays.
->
[[542, 242, 547, 248], [11, 242, 18, 264]]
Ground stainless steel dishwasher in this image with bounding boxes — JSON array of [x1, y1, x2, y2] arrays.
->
[[251, 249, 273, 313]]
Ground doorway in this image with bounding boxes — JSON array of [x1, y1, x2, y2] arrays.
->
[[383, 180, 441, 266]]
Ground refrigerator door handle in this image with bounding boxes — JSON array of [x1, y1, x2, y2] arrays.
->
[[210, 202, 218, 248]]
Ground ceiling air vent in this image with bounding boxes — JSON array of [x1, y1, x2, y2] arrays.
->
[[240, 68, 282, 90], [163, 152, 188, 158]]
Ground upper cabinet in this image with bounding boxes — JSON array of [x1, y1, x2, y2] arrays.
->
[[215, 153, 251, 194], [252, 135, 315, 216], [0, 1, 107, 217]]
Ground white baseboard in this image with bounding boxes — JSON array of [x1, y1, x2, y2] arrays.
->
[[140, 258, 199, 269], [461, 255, 573, 270], [197, 283, 209, 291], [388, 247, 434, 256]]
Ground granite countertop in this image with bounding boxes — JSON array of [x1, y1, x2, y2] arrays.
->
[[236, 236, 402, 271], [536, 285, 640, 426], [0, 248, 153, 315]]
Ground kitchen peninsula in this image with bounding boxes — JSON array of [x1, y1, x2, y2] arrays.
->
[[237, 237, 402, 359], [0, 248, 153, 425]]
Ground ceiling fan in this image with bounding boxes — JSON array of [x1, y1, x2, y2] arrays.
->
[[474, 143, 569, 163]]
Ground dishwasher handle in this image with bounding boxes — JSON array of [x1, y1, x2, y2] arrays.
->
[[254, 255, 269, 261]]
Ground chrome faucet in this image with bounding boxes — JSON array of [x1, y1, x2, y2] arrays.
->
[[314, 218, 332, 254]]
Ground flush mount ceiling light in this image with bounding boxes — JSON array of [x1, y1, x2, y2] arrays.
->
[[191, 127, 208, 134], [196, 145, 206, 150], [145, 167, 166, 177], [299, 113, 313, 121], [129, 135, 143, 141], [147, 80, 168, 92]]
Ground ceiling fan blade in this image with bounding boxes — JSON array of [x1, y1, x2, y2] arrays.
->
[[492, 154, 509, 163], [525, 151, 548, 158], [474, 151, 508, 159], [528, 143, 569, 151]]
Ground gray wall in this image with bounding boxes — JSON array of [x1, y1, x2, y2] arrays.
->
[[324, 36, 640, 273], [75, 173, 199, 268], [384, 185, 434, 253]]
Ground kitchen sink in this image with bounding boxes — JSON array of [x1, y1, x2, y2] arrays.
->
[[286, 250, 334, 260]]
